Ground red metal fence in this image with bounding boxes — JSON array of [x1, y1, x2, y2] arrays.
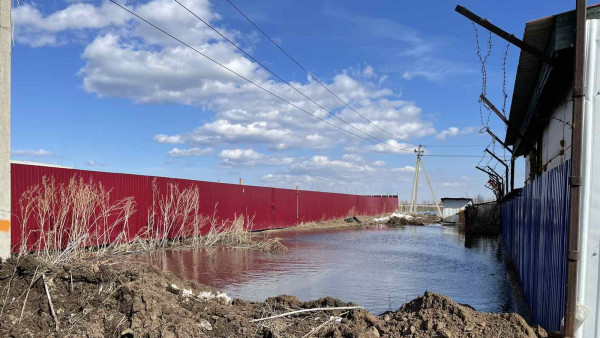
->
[[10, 163, 398, 253]]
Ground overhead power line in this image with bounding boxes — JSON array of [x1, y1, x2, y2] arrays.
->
[[422, 155, 492, 158], [108, 0, 413, 153], [425, 144, 489, 148], [173, 0, 390, 146], [222, 0, 419, 147]]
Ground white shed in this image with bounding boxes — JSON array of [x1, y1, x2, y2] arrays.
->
[[441, 198, 472, 223]]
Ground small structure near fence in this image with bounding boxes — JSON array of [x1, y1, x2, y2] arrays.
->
[[464, 201, 501, 235], [441, 198, 472, 223]]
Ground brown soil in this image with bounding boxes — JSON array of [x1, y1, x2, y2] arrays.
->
[[0, 255, 553, 337]]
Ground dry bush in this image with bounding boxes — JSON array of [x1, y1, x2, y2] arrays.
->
[[197, 214, 286, 254], [144, 180, 208, 250], [18, 176, 136, 263], [16, 177, 285, 263]]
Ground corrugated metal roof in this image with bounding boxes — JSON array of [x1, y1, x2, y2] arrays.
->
[[505, 17, 554, 146], [506, 4, 600, 148]]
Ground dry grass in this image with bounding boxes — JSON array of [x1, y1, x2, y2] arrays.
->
[[18, 176, 136, 263], [286, 212, 390, 233], [199, 215, 286, 254], [16, 176, 285, 264]]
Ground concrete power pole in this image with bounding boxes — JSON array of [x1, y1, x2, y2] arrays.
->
[[0, 0, 10, 258], [409, 145, 423, 213]]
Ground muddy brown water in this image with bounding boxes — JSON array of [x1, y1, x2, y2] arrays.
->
[[137, 224, 531, 319]]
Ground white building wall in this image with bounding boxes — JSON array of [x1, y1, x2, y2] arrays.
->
[[441, 199, 471, 223], [541, 93, 573, 172], [524, 155, 530, 185], [523, 94, 572, 186]]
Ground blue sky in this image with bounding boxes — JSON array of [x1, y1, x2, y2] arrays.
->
[[9, 0, 573, 200]]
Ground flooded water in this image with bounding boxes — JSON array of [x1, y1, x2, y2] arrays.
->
[[140, 225, 530, 318]]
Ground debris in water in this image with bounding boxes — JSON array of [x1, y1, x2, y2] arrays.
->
[[373, 212, 413, 223], [373, 212, 440, 226], [345, 216, 363, 224]]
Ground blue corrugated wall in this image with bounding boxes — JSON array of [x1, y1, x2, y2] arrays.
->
[[502, 160, 570, 331]]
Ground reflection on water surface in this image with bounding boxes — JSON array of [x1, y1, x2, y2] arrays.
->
[[138, 225, 530, 318]]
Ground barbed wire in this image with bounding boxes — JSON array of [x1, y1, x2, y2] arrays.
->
[[484, 140, 496, 168], [473, 22, 493, 128], [477, 139, 493, 168], [501, 42, 510, 116], [501, 42, 511, 163]]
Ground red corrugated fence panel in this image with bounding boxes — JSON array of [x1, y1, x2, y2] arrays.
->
[[10, 164, 398, 252]]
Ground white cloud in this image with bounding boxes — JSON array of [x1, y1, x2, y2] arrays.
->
[[220, 148, 262, 161], [218, 148, 293, 167], [435, 126, 478, 140], [11, 149, 52, 156], [14, 0, 437, 153], [392, 165, 415, 173], [12, 2, 129, 46], [436, 127, 459, 140], [401, 59, 470, 82], [14, 0, 464, 189], [168, 147, 214, 157], [342, 154, 363, 162], [359, 139, 419, 154], [260, 155, 415, 192], [153, 134, 184, 144]]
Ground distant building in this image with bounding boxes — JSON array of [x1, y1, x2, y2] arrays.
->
[[440, 198, 472, 223]]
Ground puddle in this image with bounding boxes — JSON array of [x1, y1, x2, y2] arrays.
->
[[137, 224, 530, 318]]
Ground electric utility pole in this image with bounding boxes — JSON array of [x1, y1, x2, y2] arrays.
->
[[409, 145, 442, 216], [409, 145, 423, 213], [0, 0, 11, 258]]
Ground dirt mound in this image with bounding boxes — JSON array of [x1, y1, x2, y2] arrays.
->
[[386, 214, 440, 226], [376, 292, 548, 337], [0, 256, 548, 337], [0, 255, 244, 337]]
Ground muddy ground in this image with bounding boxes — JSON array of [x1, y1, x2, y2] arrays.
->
[[0, 255, 554, 337]]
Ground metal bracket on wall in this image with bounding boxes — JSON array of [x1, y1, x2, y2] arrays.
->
[[455, 5, 554, 65], [572, 86, 586, 98], [567, 250, 580, 261]]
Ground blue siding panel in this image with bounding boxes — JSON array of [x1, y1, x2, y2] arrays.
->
[[502, 160, 570, 331]]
